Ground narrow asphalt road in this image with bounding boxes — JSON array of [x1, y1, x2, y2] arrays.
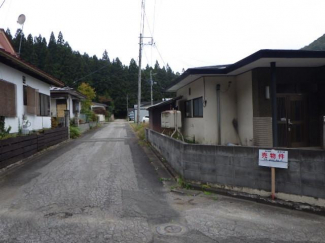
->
[[0, 120, 325, 242]]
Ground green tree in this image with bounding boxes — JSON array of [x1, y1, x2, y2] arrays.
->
[[57, 31, 64, 45], [6, 28, 178, 118], [78, 82, 96, 113]]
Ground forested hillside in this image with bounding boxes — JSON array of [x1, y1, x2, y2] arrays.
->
[[301, 34, 325, 51], [5, 29, 178, 117]]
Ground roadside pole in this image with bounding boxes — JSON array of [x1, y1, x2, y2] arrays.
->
[[64, 110, 70, 139], [323, 116, 325, 149], [271, 167, 276, 200]]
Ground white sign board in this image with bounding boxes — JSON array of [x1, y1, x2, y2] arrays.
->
[[258, 149, 288, 169]]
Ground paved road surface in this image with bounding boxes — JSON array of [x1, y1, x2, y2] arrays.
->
[[0, 120, 324, 242]]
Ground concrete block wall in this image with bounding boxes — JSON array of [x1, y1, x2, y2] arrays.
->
[[146, 129, 325, 200]]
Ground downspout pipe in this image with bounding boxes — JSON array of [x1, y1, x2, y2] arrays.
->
[[270, 62, 278, 147], [216, 84, 221, 145]]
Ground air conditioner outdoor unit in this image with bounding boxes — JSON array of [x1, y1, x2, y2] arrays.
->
[[161, 110, 182, 129]]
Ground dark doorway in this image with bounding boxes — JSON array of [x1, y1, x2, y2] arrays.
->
[[277, 94, 308, 147]]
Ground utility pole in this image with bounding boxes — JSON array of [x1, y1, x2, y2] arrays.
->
[[137, 33, 143, 124], [150, 70, 153, 106], [126, 94, 128, 120]]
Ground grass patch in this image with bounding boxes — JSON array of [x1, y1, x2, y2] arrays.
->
[[203, 191, 212, 196]]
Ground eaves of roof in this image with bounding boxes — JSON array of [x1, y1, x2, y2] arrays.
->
[[165, 49, 325, 92], [50, 89, 86, 100], [0, 48, 64, 87]]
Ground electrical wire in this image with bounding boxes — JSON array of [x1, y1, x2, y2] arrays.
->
[[154, 44, 166, 67], [143, 49, 150, 65], [0, 0, 5, 8], [73, 63, 110, 84], [152, 0, 157, 36]]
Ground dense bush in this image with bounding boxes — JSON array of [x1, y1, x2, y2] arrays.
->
[[70, 126, 81, 139]]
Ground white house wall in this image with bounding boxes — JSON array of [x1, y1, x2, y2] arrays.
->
[[0, 63, 51, 133], [176, 76, 238, 145], [235, 71, 254, 146]]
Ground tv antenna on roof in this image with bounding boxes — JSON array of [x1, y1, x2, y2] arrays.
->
[[17, 14, 26, 56]]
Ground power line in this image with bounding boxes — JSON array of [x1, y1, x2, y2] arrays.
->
[[143, 48, 150, 65], [73, 63, 110, 84], [152, 0, 157, 36], [154, 44, 166, 67], [0, 0, 6, 9]]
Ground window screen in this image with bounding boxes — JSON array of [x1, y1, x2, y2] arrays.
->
[[193, 97, 203, 117], [185, 100, 192, 118], [0, 79, 16, 117], [24, 86, 37, 114]]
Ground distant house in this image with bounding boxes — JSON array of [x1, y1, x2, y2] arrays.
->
[[50, 87, 86, 125], [91, 102, 108, 122], [151, 49, 325, 148], [0, 29, 64, 133]]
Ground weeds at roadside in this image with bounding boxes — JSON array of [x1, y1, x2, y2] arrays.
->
[[177, 177, 191, 190], [201, 184, 211, 190], [203, 191, 212, 196], [159, 177, 172, 182], [170, 185, 177, 190], [130, 123, 149, 143]]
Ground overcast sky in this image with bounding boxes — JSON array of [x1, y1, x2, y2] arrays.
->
[[1, 0, 325, 73]]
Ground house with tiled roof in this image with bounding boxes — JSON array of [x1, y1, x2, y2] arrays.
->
[[0, 29, 64, 133], [50, 87, 86, 125]]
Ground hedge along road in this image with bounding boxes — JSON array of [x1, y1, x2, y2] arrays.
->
[[0, 120, 324, 242]]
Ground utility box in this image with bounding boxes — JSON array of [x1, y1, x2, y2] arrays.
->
[[161, 110, 182, 128]]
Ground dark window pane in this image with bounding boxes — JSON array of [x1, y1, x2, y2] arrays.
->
[[185, 100, 192, 117], [39, 93, 50, 117], [193, 97, 203, 117], [23, 85, 27, 106]]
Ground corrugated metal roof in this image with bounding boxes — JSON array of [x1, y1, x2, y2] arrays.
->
[[147, 96, 183, 110]]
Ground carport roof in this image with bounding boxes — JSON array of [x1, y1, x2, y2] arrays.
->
[[147, 96, 183, 110], [165, 49, 325, 92]]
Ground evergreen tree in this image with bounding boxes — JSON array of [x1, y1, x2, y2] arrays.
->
[[57, 31, 64, 45], [6, 28, 178, 117]]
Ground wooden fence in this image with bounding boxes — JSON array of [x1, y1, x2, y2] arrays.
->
[[0, 127, 68, 169]]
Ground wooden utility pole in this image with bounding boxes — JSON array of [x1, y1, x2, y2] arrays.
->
[[126, 94, 128, 120], [137, 33, 142, 124], [150, 70, 153, 106]]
